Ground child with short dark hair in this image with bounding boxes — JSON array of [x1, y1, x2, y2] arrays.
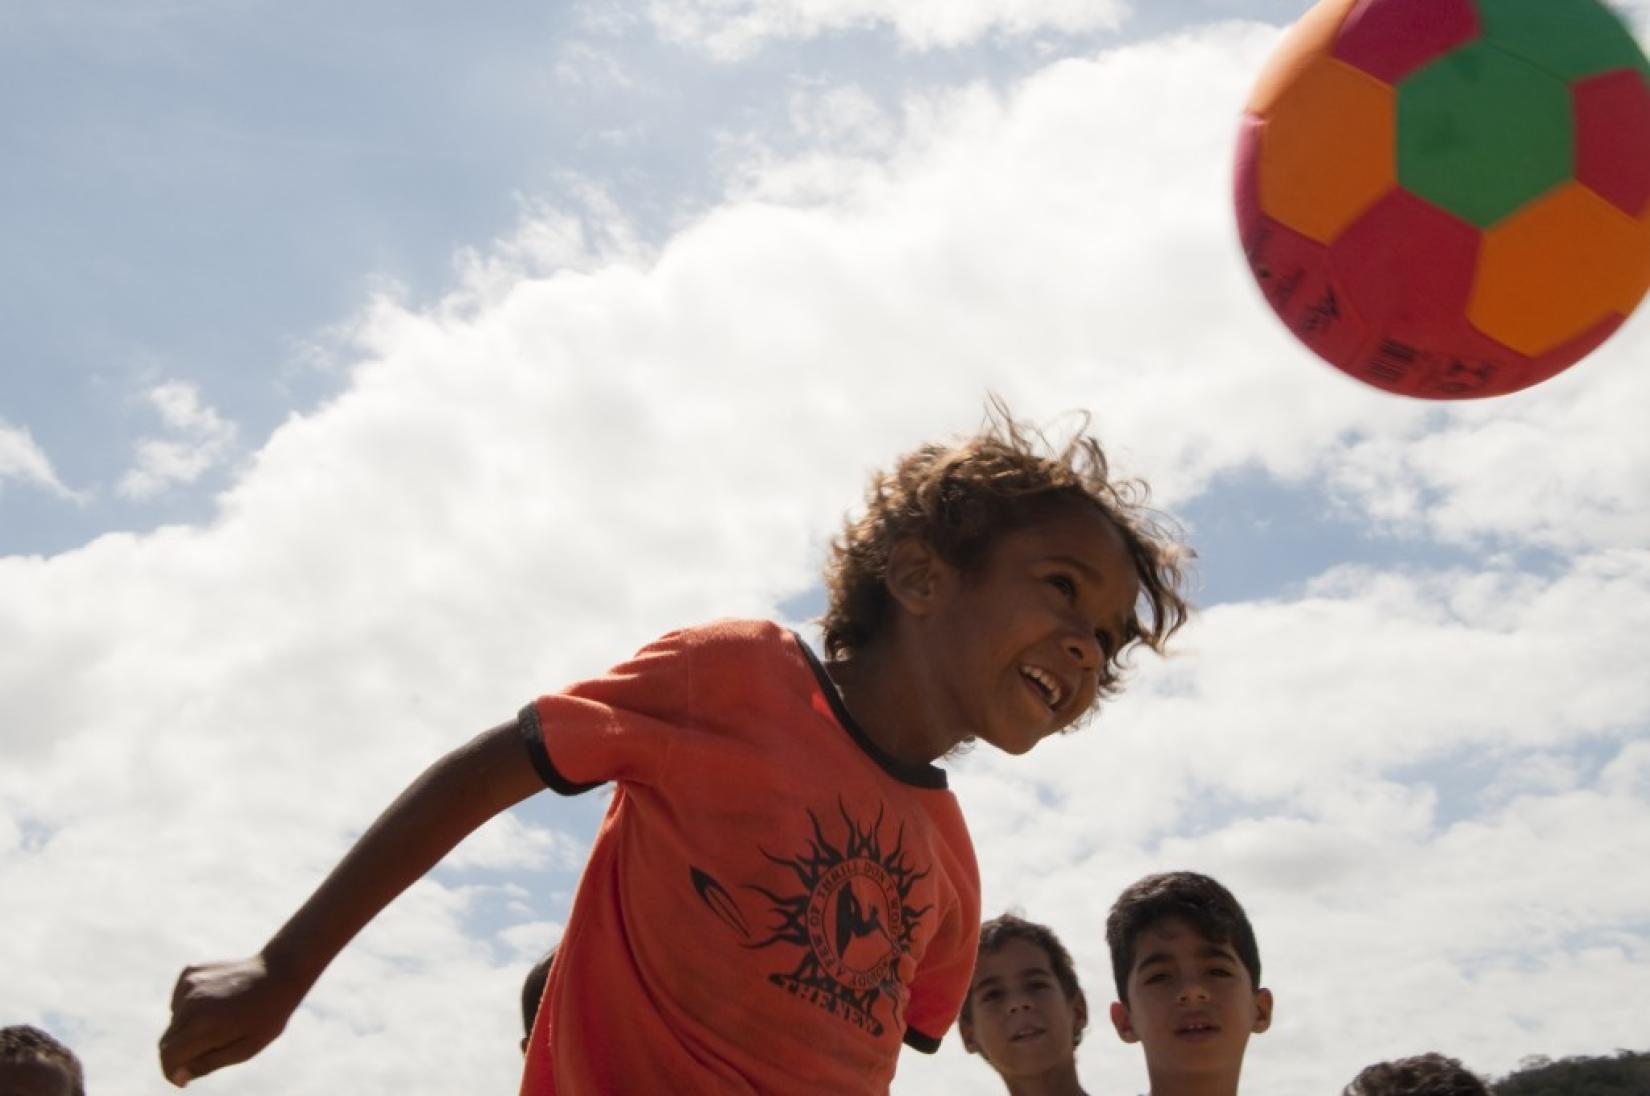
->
[[1343, 1053, 1491, 1096], [959, 913, 1090, 1096], [159, 407, 1190, 1093], [1104, 871, 1272, 1096], [0, 1024, 85, 1096]]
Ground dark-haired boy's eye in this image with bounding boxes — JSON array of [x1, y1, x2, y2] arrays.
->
[[1047, 574, 1076, 599]]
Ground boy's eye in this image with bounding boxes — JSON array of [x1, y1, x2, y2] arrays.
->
[[1047, 574, 1077, 599]]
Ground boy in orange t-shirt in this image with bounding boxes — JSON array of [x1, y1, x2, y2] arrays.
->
[[159, 407, 1190, 1093]]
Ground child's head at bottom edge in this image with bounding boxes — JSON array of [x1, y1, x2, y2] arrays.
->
[[1342, 1053, 1491, 1096], [520, 945, 558, 1052], [959, 913, 1088, 1090], [1104, 872, 1272, 1095], [0, 1025, 85, 1096]]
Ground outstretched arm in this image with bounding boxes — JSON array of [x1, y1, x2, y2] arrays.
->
[[158, 719, 545, 1086]]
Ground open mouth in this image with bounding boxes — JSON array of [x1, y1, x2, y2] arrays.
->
[[1175, 1019, 1220, 1037], [1020, 665, 1064, 709], [1009, 1026, 1046, 1043]]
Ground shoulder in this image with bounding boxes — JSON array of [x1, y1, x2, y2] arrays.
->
[[645, 618, 800, 666], [613, 619, 805, 689]]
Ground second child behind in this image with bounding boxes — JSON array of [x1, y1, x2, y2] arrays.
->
[[159, 406, 1191, 1094], [960, 913, 1091, 1096]]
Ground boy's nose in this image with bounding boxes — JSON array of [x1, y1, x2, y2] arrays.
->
[[1061, 623, 1100, 669], [1177, 981, 1211, 1004]]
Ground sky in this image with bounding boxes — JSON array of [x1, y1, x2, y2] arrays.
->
[[3, 1, 1649, 1093]]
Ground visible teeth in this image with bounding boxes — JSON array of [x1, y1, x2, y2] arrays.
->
[[1022, 666, 1063, 707]]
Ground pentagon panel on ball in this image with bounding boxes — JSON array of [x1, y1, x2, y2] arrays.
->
[[1235, 0, 1650, 399]]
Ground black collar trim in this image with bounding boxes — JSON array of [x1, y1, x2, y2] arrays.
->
[[792, 632, 949, 790]]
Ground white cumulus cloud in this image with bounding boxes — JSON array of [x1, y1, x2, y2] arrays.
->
[[0, 419, 82, 502], [116, 380, 239, 501], [648, 0, 1132, 58], [4, 16, 1648, 1096]]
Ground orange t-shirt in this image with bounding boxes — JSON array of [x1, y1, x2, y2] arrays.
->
[[517, 619, 980, 1095]]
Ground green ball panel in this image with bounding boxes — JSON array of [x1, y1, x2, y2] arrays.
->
[[1397, 41, 1574, 227], [1475, 0, 1649, 81]]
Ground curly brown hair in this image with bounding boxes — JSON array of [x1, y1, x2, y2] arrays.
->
[[821, 402, 1190, 704], [1343, 1053, 1491, 1096]]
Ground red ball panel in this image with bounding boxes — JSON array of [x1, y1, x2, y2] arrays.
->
[[1330, 189, 1480, 341], [1324, 190, 1497, 396], [1574, 68, 1650, 217], [1440, 311, 1623, 398], [1236, 113, 1377, 374], [1358, 323, 1530, 398], [1333, 0, 1481, 84]]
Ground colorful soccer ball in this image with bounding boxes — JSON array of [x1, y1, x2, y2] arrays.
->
[[1236, 0, 1650, 398]]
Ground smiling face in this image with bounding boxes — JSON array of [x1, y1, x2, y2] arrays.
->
[[1108, 917, 1273, 1093], [961, 937, 1087, 1082], [918, 502, 1142, 757]]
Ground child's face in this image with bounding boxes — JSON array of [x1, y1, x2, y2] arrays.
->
[[961, 937, 1086, 1079], [0, 1060, 76, 1096], [1108, 917, 1272, 1088], [922, 504, 1140, 757]]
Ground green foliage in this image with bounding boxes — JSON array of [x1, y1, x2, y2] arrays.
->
[[1493, 1049, 1650, 1096]]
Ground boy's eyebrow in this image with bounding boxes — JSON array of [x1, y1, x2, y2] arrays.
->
[[1046, 553, 1107, 580], [972, 963, 1056, 990], [1133, 949, 1173, 971], [1134, 942, 1241, 972]]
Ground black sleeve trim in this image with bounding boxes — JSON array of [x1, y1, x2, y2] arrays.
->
[[517, 703, 604, 796], [902, 1026, 943, 1054]]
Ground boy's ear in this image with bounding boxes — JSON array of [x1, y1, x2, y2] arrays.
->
[[1108, 1000, 1139, 1044], [958, 1013, 979, 1056], [885, 538, 955, 615], [1251, 987, 1274, 1034], [1071, 989, 1089, 1045]]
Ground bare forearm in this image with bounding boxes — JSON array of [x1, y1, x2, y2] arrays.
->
[[261, 720, 542, 990], [161, 720, 550, 1086]]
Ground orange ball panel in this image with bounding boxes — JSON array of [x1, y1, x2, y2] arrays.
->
[[1258, 55, 1396, 244], [1236, 113, 1378, 373], [1246, 0, 1363, 116], [1469, 182, 1650, 356]]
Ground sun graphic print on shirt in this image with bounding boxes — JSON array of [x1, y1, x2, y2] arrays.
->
[[690, 799, 933, 1039]]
